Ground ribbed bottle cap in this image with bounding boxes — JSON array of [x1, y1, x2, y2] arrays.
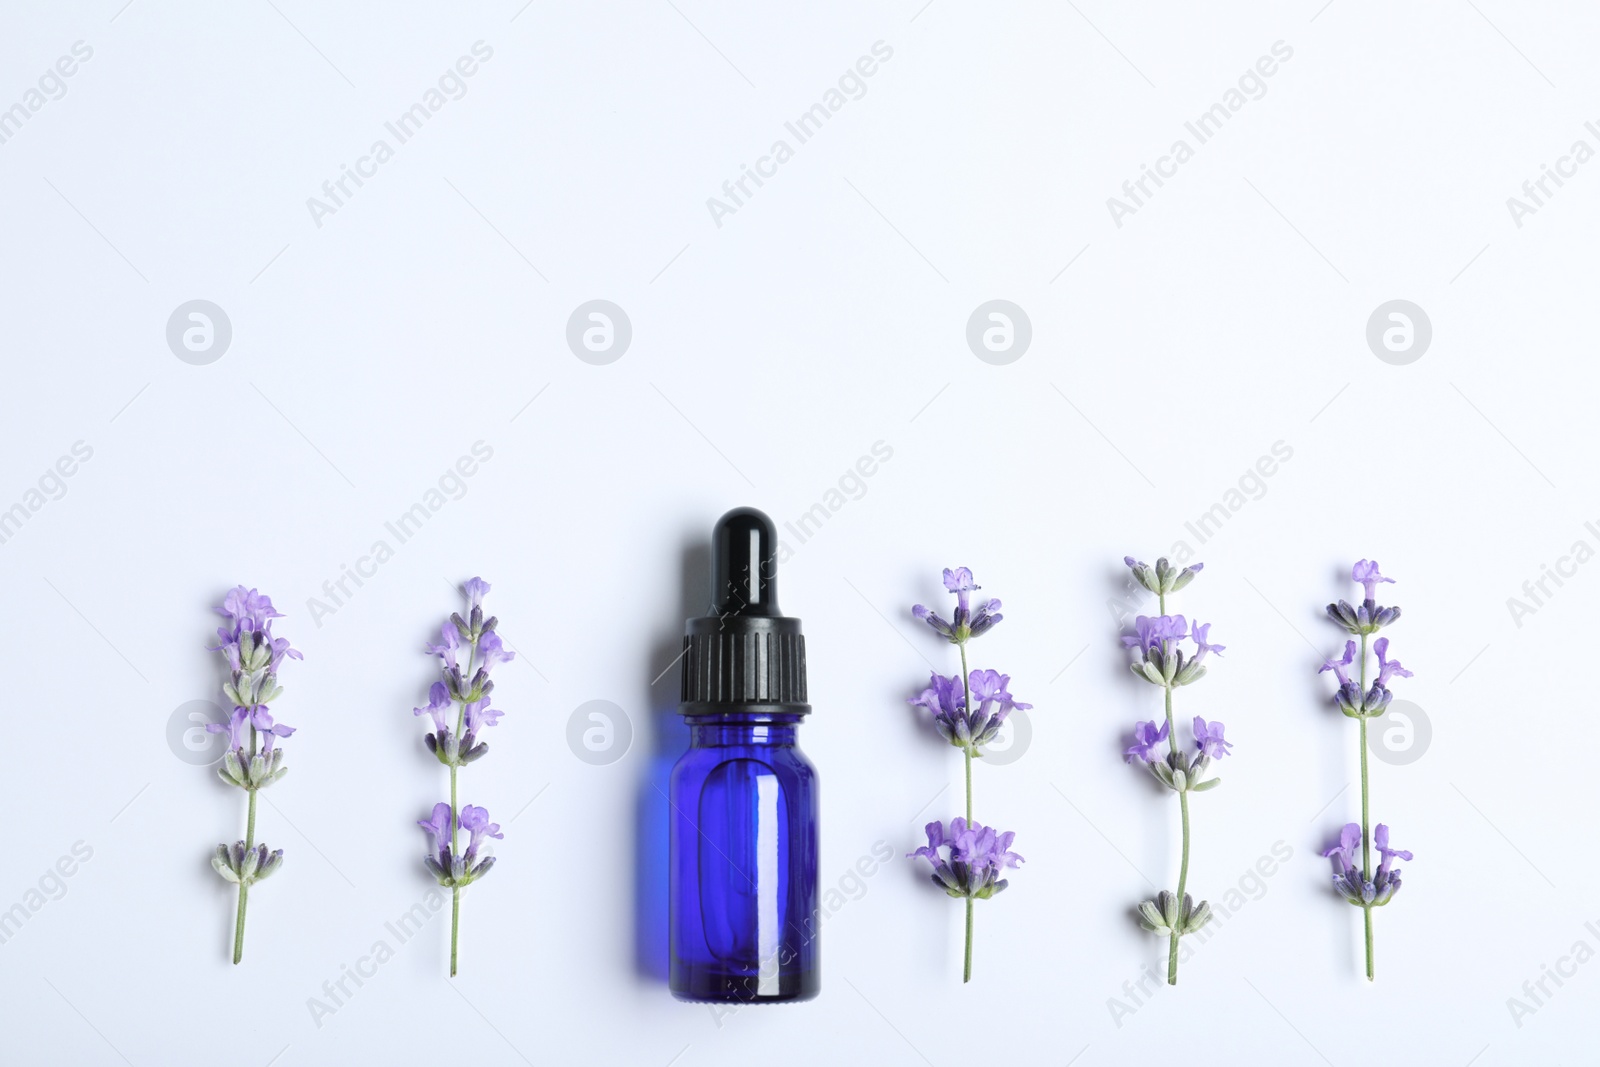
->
[[679, 507, 809, 716]]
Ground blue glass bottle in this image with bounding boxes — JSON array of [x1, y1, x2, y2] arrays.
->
[[670, 508, 819, 1003]]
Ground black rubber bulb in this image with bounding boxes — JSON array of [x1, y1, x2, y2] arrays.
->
[[710, 506, 780, 616]]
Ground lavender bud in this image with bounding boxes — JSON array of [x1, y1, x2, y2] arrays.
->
[[212, 845, 239, 883], [1168, 563, 1203, 594], [255, 849, 284, 882], [1124, 557, 1160, 595], [1160, 890, 1181, 928]]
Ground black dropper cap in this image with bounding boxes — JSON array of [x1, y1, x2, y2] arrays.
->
[[679, 507, 809, 717]]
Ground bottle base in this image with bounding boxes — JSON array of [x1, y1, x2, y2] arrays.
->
[[669, 965, 819, 1004]]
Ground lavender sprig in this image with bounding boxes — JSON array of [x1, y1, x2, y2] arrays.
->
[[907, 568, 1027, 983], [1120, 556, 1230, 986], [205, 585, 301, 965], [416, 577, 512, 977], [1319, 559, 1414, 981]]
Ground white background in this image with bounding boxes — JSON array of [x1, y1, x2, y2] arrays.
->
[[0, 1, 1593, 1064]]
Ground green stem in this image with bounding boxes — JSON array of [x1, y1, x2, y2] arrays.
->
[[963, 899, 973, 983], [1162, 680, 1188, 985], [1154, 593, 1193, 985], [452, 886, 461, 978], [958, 641, 974, 980], [1358, 632, 1374, 981], [448, 635, 479, 979], [1162, 663, 1179, 759], [1363, 895, 1374, 982], [232, 728, 258, 965], [963, 751, 972, 824], [450, 763, 459, 978], [1170, 790, 1190, 986], [959, 641, 973, 824]]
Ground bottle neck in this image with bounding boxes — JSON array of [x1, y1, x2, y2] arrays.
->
[[686, 712, 801, 748]]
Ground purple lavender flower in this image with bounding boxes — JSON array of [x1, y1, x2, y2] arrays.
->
[[907, 817, 1023, 900], [1374, 823, 1411, 875], [1320, 823, 1361, 874], [1321, 822, 1409, 908], [1324, 628, 1413, 719], [217, 586, 284, 631], [1351, 560, 1395, 602], [908, 818, 948, 865], [1124, 719, 1169, 763], [1320, 640, 1357, 686], [427, 622, 461, 672], [255, 710, 295, 754], [464, 698, 504, 734], [1129, 615, 1183, 651], [1189, 621, 1226, 660], [458, 804, 504, 861], [1125, 614, 1216, 689], [965, 669, 1031, 750], [953, 820, 1022, 876], [209, 700, 297, 758], [1122, 614, 1189, 656], [205, 586, 298, 965], [1320, 639, 1362, 717], [1192, 717, 1232, 759], [1327, 560, 1402, 634], [1348, 637, 1411, 718], [416, 577, 511, 976], [422, 803, 502, 885], [912, 567, 1003, 644], [211, 585, 300, 665], [1373, 638, 1412, 687], [908, 672, 966, 741], [414, 681, 452, 736], [419, 802, 453, 860], [209, 706, 249, 752], [210, 705, 292, 763], [909, 670, 1029, 755], [476, 631, 515, 676]]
